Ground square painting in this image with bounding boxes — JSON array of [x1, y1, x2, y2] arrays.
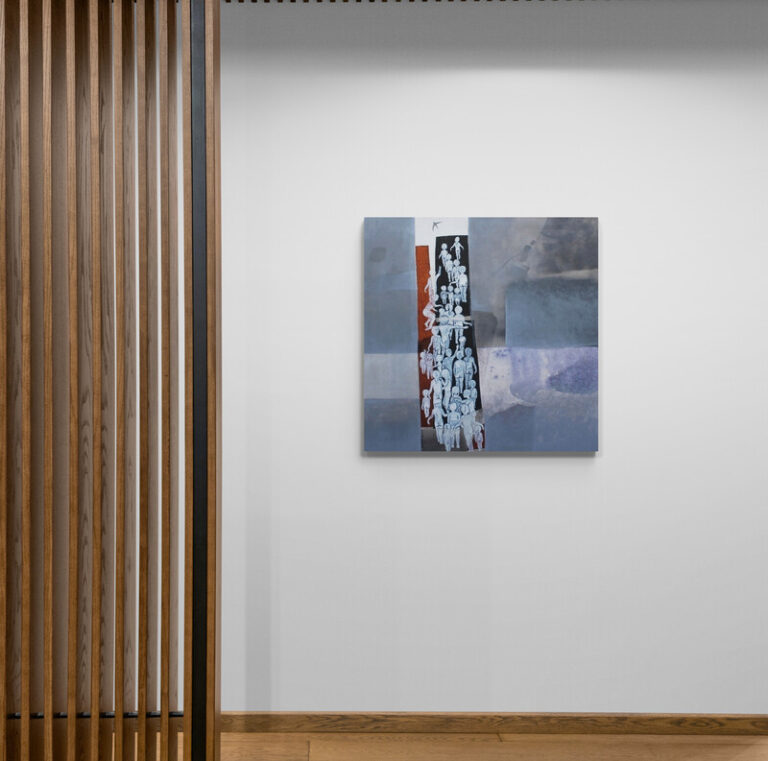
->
[[364, 217, 598, 452]]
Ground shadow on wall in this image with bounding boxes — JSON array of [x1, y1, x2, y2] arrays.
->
[[223, 0, 768, 71]]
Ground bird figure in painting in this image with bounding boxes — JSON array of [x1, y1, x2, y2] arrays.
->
[[432, 220, 442, 231]]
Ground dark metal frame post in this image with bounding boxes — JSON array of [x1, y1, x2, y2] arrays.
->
[[190, 0, 209, 759]]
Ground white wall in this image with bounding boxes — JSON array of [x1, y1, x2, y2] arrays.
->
[[220, 0, 768, 712]]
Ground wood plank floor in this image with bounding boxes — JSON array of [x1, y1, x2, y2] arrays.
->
[[221, 732, 768, 761]]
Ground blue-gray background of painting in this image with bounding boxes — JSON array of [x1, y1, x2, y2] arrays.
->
[[469, 218, 598, 452], [363, 218, 420, 451]]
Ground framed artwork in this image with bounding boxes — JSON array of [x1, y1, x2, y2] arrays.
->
[[364, 217, 598, 452]]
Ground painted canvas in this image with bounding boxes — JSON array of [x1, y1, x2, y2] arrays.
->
[[364, 218, 598, 452]]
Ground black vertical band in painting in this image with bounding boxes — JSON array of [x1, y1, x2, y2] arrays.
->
[[434, 234, 483, 414]]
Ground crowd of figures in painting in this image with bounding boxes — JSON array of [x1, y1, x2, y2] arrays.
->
[[420, 236, 485, 451]]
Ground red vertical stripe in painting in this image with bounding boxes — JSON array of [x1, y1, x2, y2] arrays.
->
[[415, 245, 431, 427]]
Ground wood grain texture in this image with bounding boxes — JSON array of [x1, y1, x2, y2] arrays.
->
[[26, 4, 44, 759], [217, 734, 768, 761], [181, 1, 193, 759], [97, 2, 115, 758], [4, 6, 22, 752], [221, 734, 309, 761], [42, 0, 54, 755], [19, 1, 32, 758], [162, 2, 180, 761], [87, 0, 103, 758], [120, 6, 138, 761], [167, 0, 180, 728], [146, 5, 160, 751], [113, 0, 126, 757], [4, 3, 21, 753], [165, 2, 180, 755], [137, 0, 150, 756], [74, 7, 92, 761], [308, 736, 768, 761], [49, 0, 69, 731], [220, 713, 768, 737], [159, 0, 173, 756], [64, 0, 78, 756]]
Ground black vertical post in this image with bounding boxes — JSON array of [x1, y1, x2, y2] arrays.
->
[[189, 0, 208, 759]]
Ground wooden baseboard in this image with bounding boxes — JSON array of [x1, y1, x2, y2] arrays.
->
[[221, 712, 768, 736]]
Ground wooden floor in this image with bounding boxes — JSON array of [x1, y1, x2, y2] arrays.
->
[[221, 732, 768, 761]]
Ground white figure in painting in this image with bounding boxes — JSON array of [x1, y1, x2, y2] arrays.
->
[[422, 297, 436, 331], [450, 385, 463, 413], [441, 369, 452, 409], [450, 236, 464, 265], [439, 242, 452, 271], [452, 353, 467, 394], [438, 309, 453, 347], [439, 285, 449, 306], [428, 327, 442, 357], [452, 305, 469, 344], [457, 266, 468, 302], [440, 347, 453, 381], [421, 389, 432, 421], [433, 349, 444, 377], [429, 373, 442, 410], [424, 265, 442, 297], [473, 422, 484, 450], [463, 347, 477, 388], [461, 398, 475, 450], [419, 349, 434, 379], [447, 402, 462, 450], [465, 379, 478, 410], [432, 400, 445, 444]]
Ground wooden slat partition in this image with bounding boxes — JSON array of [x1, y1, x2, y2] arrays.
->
[[41, 0, 54, 759], [112, 0, 127, 757], [181, 4, 193, 761], [64, 0, 78, 758], [19, 2, 32, 760], [1, 1, 221, 759], [136, 0, 150, 758]]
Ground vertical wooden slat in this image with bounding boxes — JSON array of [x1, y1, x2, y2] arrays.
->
[[88, 0, 103, 758], [136, 0, 150, 756], [41, 0, 54, 756], [0, 0, 7, 758], [181, 0, 193, 757], [97, 0, 116, 755], [50, 3, 70, 757], [146, 3, 160, 755], [76, 0, 92, 739], [168, 2, 180, 757], [4, 4, 21, 756], [121, 2, 138, 758], [159, 0, 172, 757], [27, 0, 43, 754], [113, 0, 126, 757], [19, 2, 32, 760], [64, 0, 78, 757], [74, 0, 92, 754]]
